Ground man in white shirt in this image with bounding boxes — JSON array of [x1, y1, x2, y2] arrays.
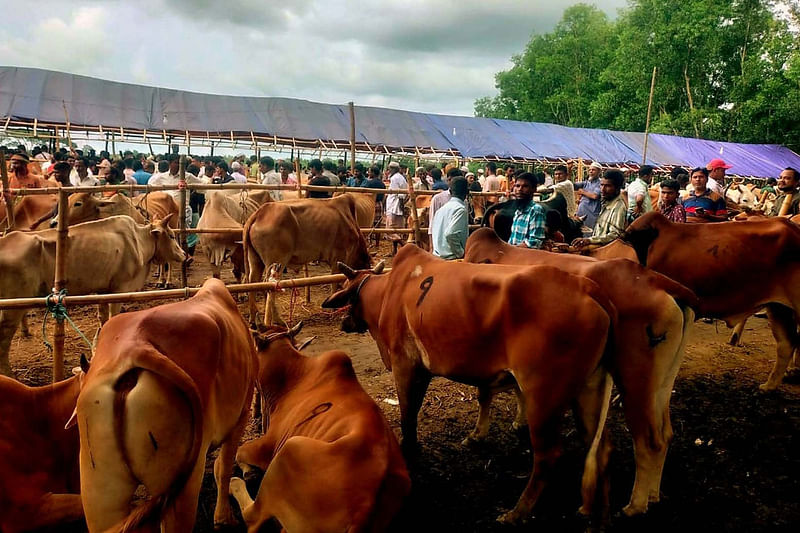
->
[[385, 161, 408, 255], [706, 158, 730, 196], [627, 165, 654, 220], [69, 157, 99, 187], [230, 161, 248, 184], [482, 161, 500, 202], [258, 156, 283, 200]]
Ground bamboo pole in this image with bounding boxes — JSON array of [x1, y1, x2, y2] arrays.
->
[[52, 188, 69, 382], [403, 171, 421, 245], [295, 159, 303, 198], [179, 155, 188, 289], [349, 102, 356, 175], [642, 66, 657, 165], [304, 264, 311, 303], [0, 149, 15, 230]]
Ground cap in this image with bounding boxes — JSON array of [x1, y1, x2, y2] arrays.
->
[[231, 161, 242, 170], [477, 168, 484, 175], [388, 161, 400, 169], [708, 158, 732, 170], [465, 171, 475, 178], [589, 161, 602, 169], [415, 166, 426, 173], [10, 153, 30, 163]]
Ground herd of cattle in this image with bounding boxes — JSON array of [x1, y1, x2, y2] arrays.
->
[[1, 184, 799, 531]]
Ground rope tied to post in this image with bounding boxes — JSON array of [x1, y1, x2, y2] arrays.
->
[[41, 289, 94, 352]]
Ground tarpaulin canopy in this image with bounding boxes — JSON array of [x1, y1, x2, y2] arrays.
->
[[2, 66, 800, 178]]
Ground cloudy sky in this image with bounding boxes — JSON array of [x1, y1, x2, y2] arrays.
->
[[0, 0, 627, 117]]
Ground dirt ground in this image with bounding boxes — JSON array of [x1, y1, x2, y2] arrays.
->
[[7, 243, 800, 532]]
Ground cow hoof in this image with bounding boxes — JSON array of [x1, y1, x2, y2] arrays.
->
[[496, 509, 528, 525], [511, 420, 528, 431], [461, 434, 486, 446], [758, 382, 778, 392], [728, 333, 741, 346], [782, 369, 800, 384], [621, 503, 647, 517], [213, 508, 237, 529]]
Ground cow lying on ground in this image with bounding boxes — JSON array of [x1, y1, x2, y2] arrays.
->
[[464, 227, 697, 516], [0, 215, 185, 376], [198, 190, 273, 281], [231, 323, 410, 532], [617, 212, 800, 389], [243, 196, 371, 326], [322, 245, 616, 524], [0, 375, 83, 532], [75, 277, 257, 532]]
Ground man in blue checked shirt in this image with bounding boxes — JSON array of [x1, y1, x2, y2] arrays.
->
[[508, 172, 546, 248]]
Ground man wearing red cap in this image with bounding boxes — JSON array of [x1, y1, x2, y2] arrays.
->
[[706, 158, 730, 196]]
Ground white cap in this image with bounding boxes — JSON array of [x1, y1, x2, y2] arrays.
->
[[231, 161, 242, 170], [589, 161, 602, 169], [477, 168, 484, 174]]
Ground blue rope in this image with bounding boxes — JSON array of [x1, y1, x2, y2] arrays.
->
[[42, 289, 95, 352]]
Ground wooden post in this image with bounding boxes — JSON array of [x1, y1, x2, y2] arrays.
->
[[179, 155, 188, 289], [642, 66, 657, 165], [295, 159, 303, 198], [403, 171, 421, 246], [52, 188, 69, 382], [0, 149, 15, 230], [304, 264, 311, 303], [349, 102, 356, 175]]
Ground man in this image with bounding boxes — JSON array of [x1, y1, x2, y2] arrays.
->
[[258, 156, 282, 200], [574, 161, 603, 229], [132, 160, 152, 186], [477, 167, 485, 188], [657, 179, 686, 223], [683, 167, 727, 223], [431, 168, 448, 191], [96, 159, 112, 181], [50, 162, 72, 186], [572, 170, 628, 248], [769, 167, 800, 217], [230, 161, 247, 184], [364, 165, 386, 248], [8, 153, 48, 189], [482, 162, 500, 204], [307, 159, 331, 198], [627, 165, 654, 219], [552, 164, 570, 184], [70, 157, 99, 187], [428, 168, 455, 248], [412, 166, 429, 190], [248, 155, 260, 183], [278, 161, 298, 185], [706, 158, 729, 195], [385, 161, 408, 255], [431, 177, 469, 260], [346, 164, 368, 188], [148, 154, 203, 258], [322, 161, 340, 186], [507, 172, 546, 249]]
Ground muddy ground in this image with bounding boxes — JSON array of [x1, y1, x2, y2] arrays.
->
[[8, 244, 799, 532]]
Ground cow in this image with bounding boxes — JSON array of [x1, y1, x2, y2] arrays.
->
[[333, 191, 376, 229], [0, 215, 185, 376], [464, 227, 697, 516], [2, 190, 59, 231], [48, 191, 182, 288], [198, 190, 273, 280], [0, 375, 83, 532], [321, 245, 617, 525], [617, 212, 800, 389], [243, 197, 372, 326], [75, 277, 257, 532], [230, 323, 410, 532]]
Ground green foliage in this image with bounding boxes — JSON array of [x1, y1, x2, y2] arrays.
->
[[476, 0, 800, 150]]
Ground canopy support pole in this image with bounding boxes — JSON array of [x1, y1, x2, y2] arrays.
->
[[642, 66, 657, 166], [349, 102, 356, 175]]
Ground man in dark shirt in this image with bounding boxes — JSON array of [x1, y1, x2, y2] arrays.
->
[[431, 168, 448, 191], [364, 165, 387, 247], [307, 159, 331, 198], [769, 167, 800, 217]]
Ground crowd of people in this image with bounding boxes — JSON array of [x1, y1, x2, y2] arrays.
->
[[3, 143, 799, 263]]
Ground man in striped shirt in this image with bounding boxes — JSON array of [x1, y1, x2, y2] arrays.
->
[[683, 167, 727, 223], [508, 172, 546, 249]]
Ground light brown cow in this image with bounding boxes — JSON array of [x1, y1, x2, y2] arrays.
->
[[333, 191, 376, 229], [0, 375, 83, 532], [619, 212, 800, 389], [0, 215, 185, 376], [322, 246, 616, 525], [243, 197, 372, 326], [1, 187, 59, 230], [464, 227, 697, 516], [76, 277, 257, 532], [230, 323, 410, 532], [197, 190, 272, 280]]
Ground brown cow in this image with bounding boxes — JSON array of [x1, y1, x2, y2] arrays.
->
[[230, 323, 410, 532], [75, 277, 257, 532], [198, 190, 272, 280], [464, 227, 697, 516], [1, 188, 59, 231], [619, 212, 800, 389], [243, 197, 371, 326], [321, 245, 616, 524], [0, 375, 83, 532], [0, 215, 185, 376]]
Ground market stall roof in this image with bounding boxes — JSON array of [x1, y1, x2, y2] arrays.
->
[[2, 66, 800, 177]]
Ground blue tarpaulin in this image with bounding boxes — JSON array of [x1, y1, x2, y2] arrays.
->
[[2, 66, 800, 178]]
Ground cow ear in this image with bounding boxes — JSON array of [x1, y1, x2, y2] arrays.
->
[[321, 288, 351, 309], [79, 353, 91, 374]]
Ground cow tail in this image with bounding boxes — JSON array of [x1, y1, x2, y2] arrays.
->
[[649, 270, 699, 309], [242, 214, 253, 284], [580, 370, 613, 516], [115, 353, 204, 533]]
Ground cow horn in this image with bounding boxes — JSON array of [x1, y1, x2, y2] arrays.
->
[[288, 321, 304, 338], [338, 262, 357, 279], [371, 260, 385, 274], [297, 336, 316, 351]]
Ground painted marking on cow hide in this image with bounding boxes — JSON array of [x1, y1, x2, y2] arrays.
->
[[646, 325, 667, 347], [416, 276, 434, 307], [149, 431, 158, 451], [707, 244, 719, 258], [410, 265, 423, 278]]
